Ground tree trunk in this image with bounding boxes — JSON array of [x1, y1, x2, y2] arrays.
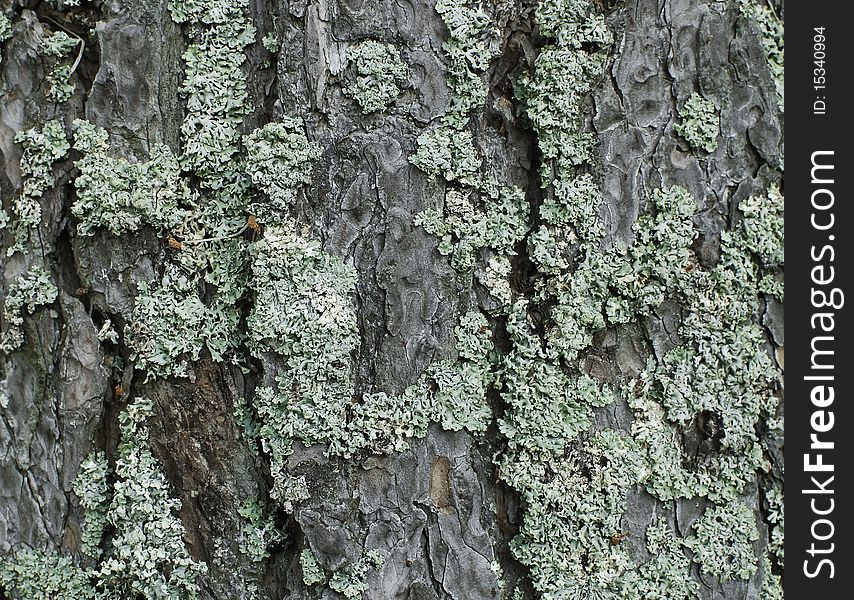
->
[[0, 1, 783, 599]]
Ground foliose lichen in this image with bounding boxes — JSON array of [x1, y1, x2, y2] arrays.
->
[[1, 398, 207, 599], [39, 30, 80, 103], [8, 120, 69, 256], [345, 40, 408, 114], [0, 13, 12, 64], [168, 0, 256, 186], [72, 451, 110, 557], [237, 500, 284, 563], [126, 266, 242, 380], [674, 92, 719, 153], [740, 0, 784, 111], [96, 397, 207, 599], [434, 0, 499, 128], [492, 0, 783, 595], [71, 120, 187, 236], [300, 548, 325, 587], [684, 500, 760, 581], [1, 265, 58, 354], [327, 550, 384, 599], [0, 550, 95, 600], [242, 119, 322, 222]]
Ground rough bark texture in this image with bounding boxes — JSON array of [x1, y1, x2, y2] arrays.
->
[[0, 1, 783, 599]]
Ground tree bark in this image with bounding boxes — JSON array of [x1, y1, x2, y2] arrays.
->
[[0, 1, 783, 599]]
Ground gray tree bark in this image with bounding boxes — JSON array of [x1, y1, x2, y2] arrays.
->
[[0, 1, 783, 599]]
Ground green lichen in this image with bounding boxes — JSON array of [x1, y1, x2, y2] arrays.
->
[[499, 302, 613, 454], [415, 185, 528, 271], [71, 120, 187, 236], [237, 500, 283, 563], [0, 14, 12, 64], [1, 265, 58, 354], [261, 32, 279, 54], [410, 128, 483, 188], [0, 550, 95, 600], [96, 397, 207, 599], [242, 119, 322, 221], [169, 0, 255, 188], [740, 0, 784, 111], [346, 40, 408, 113], [434, 0, 499, 128], [300, 548, 325, 587], [248, 223, 358, 442], [245, 222, 496, 499], [493, 0, 782, 594], [737, 185, 784, 269], [72, 452, 110, 557], [618, 520, 697, 600], [674, 92, 719, 153], [40, 30, 79, 103], [126, 266, 241, 380], [328, 550, 384, 599], [684, 500, 759, 581], [8, 120, 69, 255]]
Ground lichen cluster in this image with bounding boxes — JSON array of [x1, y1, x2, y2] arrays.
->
[[674, 92, 719, 153], [0, 550, 95, 600], [40, 30, 80, 102], [96, 398, 208, 599], [71, 120, 187, 236], [0, 13, 12, 63], [0, 0, 785, 596], [479, 1, 783, 596], [740, 0, 784, 111], [249, 223, 496, 474], [2, 399, 207, 599], [410, 1, 529, 303], [299, 547, 385, 599], [5, 120, 69, 256], [72, 451, 110, 557], [345, 40, 408, 113], [0, 266, 58, 354]]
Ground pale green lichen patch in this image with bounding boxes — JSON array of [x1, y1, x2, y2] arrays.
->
[[39, 30, 80, 103], [126, 266, 241, 380], [499, 302, 613, 454], [72, 451, 110, 557], [1, 265, 58, 354], [96, 397, 207, 598], [415, 185, 528, 272], [684, 500, 760, 581], [493, 0, 782, 594], [740, 0, 784, 111], [300, 548, 325, 587], [237, 500, 284, 563], [674, 92, 719, 153], [2, 398, 207, 599], [71, 120, 187, 236], [0, 550, 96, 599], [248, 223, 358, 443], [410, 128, 483, 188], [618, 519, 697, 599], [345, 40, 408, 113], [246, 222, 496, 471], [169, 0, 256, 185], [243, 222, 496, 503], [434, 0, 499, 128], [7, 120, 69, 255], [328, 550, 384, 599], [0, 13, 12, 64], [737, 185, 784, 270], [242, 119, 322, 221]]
